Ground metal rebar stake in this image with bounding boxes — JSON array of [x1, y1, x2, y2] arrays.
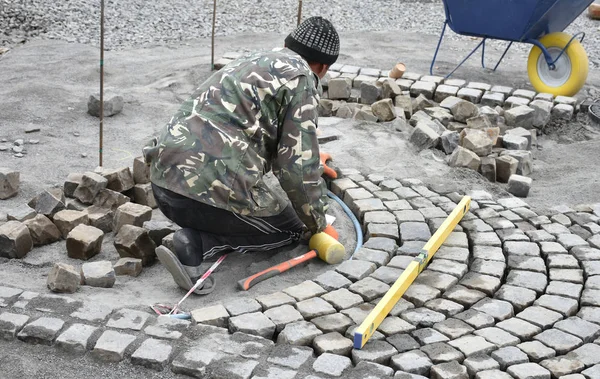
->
[[99, 0, 105, 167], [297, 0, 303, 26], [211, 0, 217, 70]]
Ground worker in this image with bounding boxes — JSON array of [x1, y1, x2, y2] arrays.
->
[[143, 16, 340, 294]]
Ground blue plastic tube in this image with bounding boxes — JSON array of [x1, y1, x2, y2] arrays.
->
[[327, 190, 363, 259]]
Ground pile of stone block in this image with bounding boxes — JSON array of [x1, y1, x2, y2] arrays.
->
[[1, 156, 179, 290], [318, 65, 582, 198]]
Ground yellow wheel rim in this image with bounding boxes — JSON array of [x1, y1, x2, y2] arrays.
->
[[527, 32, 589, 97]]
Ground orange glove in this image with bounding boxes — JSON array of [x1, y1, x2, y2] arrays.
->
[[320, 152, 338, 179], [323, 225, 339, 240]]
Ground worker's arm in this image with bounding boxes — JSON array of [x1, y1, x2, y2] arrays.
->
[[272, 75, 328, 235]]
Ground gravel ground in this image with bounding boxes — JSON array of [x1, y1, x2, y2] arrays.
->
[[2, 0, 600, 67]]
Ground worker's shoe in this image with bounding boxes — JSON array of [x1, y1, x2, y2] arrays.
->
[[155, 245, 215, 295], [173, 228, 205, 267]]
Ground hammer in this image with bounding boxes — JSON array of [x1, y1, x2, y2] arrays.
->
[[237, 232, 346, 291]]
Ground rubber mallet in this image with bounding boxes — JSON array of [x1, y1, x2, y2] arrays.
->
[[237, 232, 346, 291]]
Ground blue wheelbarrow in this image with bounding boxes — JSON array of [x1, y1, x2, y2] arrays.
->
[[430, 0, 593, 96]]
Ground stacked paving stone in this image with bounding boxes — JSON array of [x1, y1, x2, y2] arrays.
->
[[309, 62, 583, 199], [319, 64, 579, 126], [3, 171, 600, 377], [0, 157, 179, 291]]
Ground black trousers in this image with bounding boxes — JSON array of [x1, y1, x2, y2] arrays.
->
[[152, 184, 305, 264]]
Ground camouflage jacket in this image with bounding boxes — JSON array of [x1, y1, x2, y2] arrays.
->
[[146, 48, 327, 234]]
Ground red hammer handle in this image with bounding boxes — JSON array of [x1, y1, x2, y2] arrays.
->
[[237, 250, 318, 291]]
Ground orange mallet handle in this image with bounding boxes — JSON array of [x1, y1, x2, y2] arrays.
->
[[238, 250, 318, 291]]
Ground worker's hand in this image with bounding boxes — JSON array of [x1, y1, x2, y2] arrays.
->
[[323, 224, 339, 241], [320, 152, 338, 179]]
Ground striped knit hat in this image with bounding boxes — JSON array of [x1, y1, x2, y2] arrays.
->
[[285, 17, 339, 65]]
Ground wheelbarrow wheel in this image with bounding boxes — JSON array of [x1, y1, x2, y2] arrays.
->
[[527, 32, 589, 97]]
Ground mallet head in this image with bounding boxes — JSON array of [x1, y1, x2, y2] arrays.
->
[[309, 232, 346, 264]]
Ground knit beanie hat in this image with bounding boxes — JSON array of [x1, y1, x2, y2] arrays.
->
[[285, 16, 340, 65]]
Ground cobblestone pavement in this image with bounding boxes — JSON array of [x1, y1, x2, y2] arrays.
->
[[3, 169, 600, 379]]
